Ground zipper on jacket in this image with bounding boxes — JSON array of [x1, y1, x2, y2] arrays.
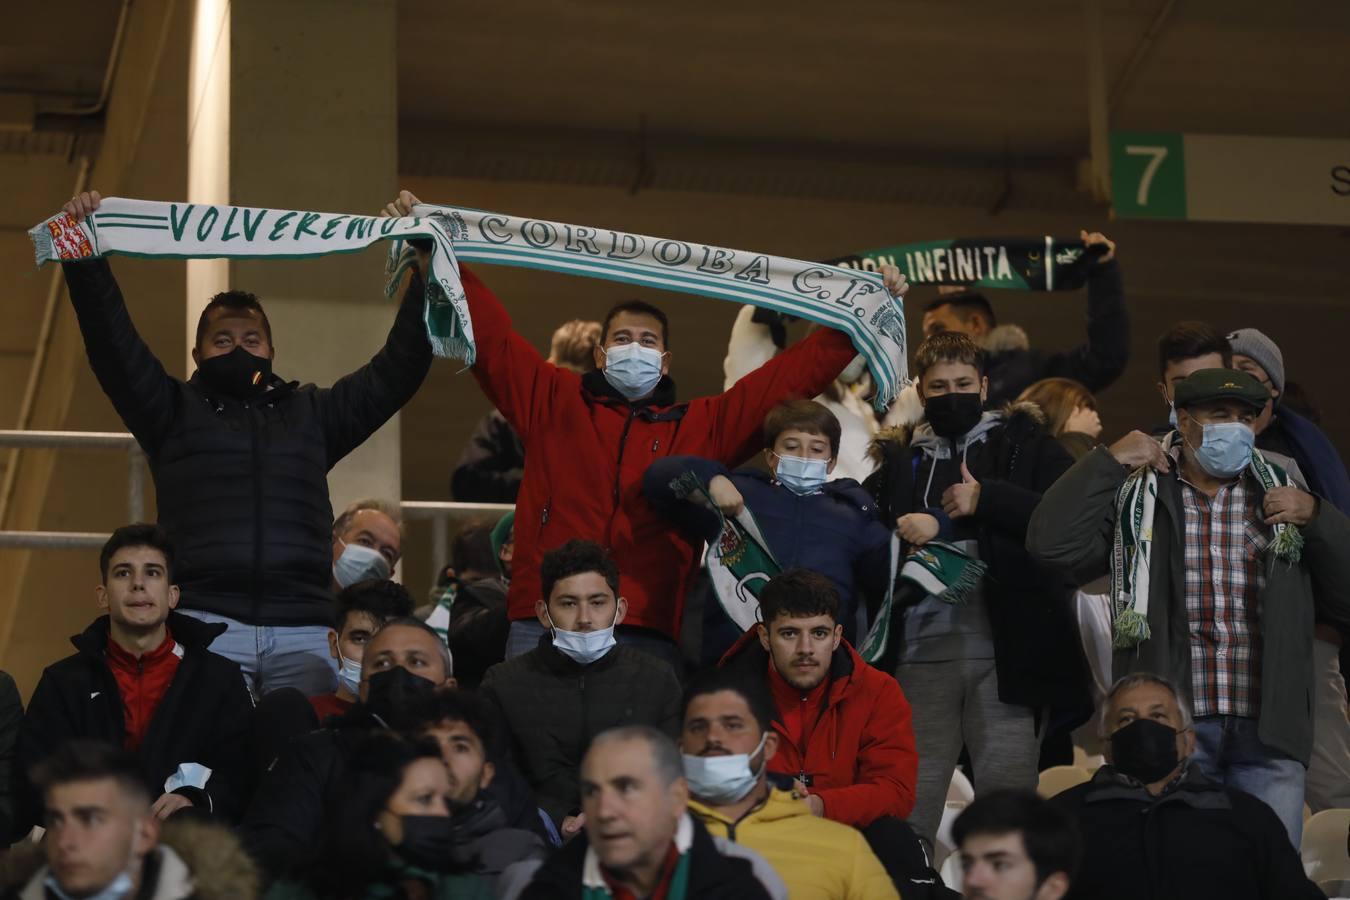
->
[[604, 409, 641, 544], [246, 402, 265, 622]]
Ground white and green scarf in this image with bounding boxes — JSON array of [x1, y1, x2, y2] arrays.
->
[[1110, 435, 1303, 650], [30, 197, 909, 410], [858, 537, 987, 664]]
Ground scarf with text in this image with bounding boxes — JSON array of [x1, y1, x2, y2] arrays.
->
[[827, 237, 1106, 290]]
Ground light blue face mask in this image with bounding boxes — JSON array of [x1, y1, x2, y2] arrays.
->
[[774, 453, 829, 495], [547, 606, 619, 666], [682, 732, 768, 805], [336, 647, 362, 697], [602, 343, 665, 401], [1168, 403, 1179, 429], [47, 869, 134, 900], [1189, 421, 1255, 478], [333, 540, 391, 588]]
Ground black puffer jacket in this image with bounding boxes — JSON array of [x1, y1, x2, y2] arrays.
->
[[864, 403, 1089, 711], [13, 613, 255, 838], [451, 409, 525, 503], [63, 259, 433, 626], [480, 635, 682, 827]]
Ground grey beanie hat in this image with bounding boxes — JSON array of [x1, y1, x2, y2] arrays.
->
[[1227, 328, 1284, 403]]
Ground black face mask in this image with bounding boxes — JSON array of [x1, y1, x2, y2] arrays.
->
[[197, 345, 271, 399], [924, 391, 984, 439], [395, 814, 456, 872], [1111, 718, 1181, 783], [364, 665, 437, 724]]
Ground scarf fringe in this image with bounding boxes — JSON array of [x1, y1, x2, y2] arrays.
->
[[936, 557, 987, 606], [1112, 608, 1152, 650]]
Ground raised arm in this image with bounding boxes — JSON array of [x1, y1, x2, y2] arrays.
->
[[1037, 232, 1128, 393], [60, 192, 177, 453], [1027, 443, 1143, 584], [641, 455, 735, 542]]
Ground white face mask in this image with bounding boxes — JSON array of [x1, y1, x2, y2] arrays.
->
[[683, 733, 767, 805], [47, 864, 135, 900], [336, 646, 362, 697], [333, 540, 391, 588], [602, 343, 665, 401], [547, 605, 619, 666]]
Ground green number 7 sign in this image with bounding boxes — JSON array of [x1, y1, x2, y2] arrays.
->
[[1110, 131, 1187, 219]]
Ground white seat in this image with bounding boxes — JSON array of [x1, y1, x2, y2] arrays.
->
[[938, 852, 963, 894], [1303, 808, 1350, 883], [946, 767, 974, 805], [1037, 765, 1092, 799]]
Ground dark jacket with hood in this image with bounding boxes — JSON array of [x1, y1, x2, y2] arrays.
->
[[516, 813, 773, 900], [449, 791, 547, 891], [62, 258, 433, 627], [981, 258, 1127, 406], [1028, 445, 1350, 764], [864, 403, 1089, 711], [480, 634, 683, 827], [13, 612, 254, 839], [720, 632, 917, 828], [1051, 765, 1322, 900], [0, 819, 260, 900], [643, 457, 893, 648]]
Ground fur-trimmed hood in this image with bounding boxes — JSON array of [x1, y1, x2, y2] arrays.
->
[[0, 819, 259, 900], [867, 399, 1047, 464], [983, 323, 1030, 354]]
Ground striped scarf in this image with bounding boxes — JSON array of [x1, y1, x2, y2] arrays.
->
[[1110, 435, 1302, 649]]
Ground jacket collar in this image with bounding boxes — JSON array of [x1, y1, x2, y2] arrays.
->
[[187, 371, 299, 408], [719, 630, 859, 707], [581, 369, 681, 412], [1082, 762, 1232, 811], [71, 612, 224, 659], [533, 629, 620, 675]]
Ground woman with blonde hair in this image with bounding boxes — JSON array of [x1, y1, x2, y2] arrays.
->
[[1017, 377, 1101, 460]]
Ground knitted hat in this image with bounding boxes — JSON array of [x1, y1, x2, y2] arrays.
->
[[1226, 328, 1284, 403], [490, 509, 515, 582]]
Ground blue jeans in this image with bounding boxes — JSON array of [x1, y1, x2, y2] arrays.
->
[[1189, 715, 1306, 846], [181, 610, 337, 698], [505, 620, 684, 677]]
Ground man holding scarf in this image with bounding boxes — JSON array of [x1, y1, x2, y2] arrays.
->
[[1028, 368, 1350, 846], [384, 191, 906, 671], [58, 191, 434, 697]]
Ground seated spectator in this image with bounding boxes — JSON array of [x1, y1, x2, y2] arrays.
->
[[240, 617, 456, 880], [452, 319, 601, 503], [331, 499, 403, 591], [920, 231, 1125, 406], [264, 731, 492, 900], [1016, 377, 1102, 461], [508, 725, 785, 900], [719, 569, 933, 896], [14, 525, 254, 839], [864, 332, 1087, 849], [1050, 674, 1321, 900], [399, 689, 546, 891], [680, 668, 898, 900], [426, 521, 510, 689], [480, 540, 682, 837], [953, 790, 1078, 900], [0, 740, 258, 900], [312, 580, 415, 721], [1029, 368, 1350, 846], [644, 399, 893, 659], [1228, 327, 1350, 815]]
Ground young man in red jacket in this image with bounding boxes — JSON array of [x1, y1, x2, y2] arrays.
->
[[719, 568, 940, 898], [384, 191, 906, 671]]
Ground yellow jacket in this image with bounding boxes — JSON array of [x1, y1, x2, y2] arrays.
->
[[688, 789, 899, 900]]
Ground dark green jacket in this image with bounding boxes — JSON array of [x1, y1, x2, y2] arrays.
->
[[1027, 447, 1350, 764]]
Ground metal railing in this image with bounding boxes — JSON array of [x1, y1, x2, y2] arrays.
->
[[0, 430, 144, 549], [0, 431, 513, 583]]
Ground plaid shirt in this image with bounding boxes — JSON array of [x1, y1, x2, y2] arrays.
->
[[1178, 467, 1268, 718]]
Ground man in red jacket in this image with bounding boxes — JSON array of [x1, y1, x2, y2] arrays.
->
[[384, 191, 905, 671], [720, 568, 939, 898]]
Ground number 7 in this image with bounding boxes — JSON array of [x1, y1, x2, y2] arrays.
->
[[1125, 145, 1169, 206]]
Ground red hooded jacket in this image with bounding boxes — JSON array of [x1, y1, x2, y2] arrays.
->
[[721, 630, 917, 827], [461, 266, 857, 639]]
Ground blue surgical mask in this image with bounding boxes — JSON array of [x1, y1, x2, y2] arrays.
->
[[336, 647, 362, 697], [547, 606, 619, 666], [603, 344, 665, 401], [333, 540, 391, 588], [774, 454, 829, 495], [1189, 421, 1255, 479], [682, 733, 768, 805], [1168, 403, 1179, 429]]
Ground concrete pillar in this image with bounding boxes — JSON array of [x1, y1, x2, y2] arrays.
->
[[189, 0, 402, 517]]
